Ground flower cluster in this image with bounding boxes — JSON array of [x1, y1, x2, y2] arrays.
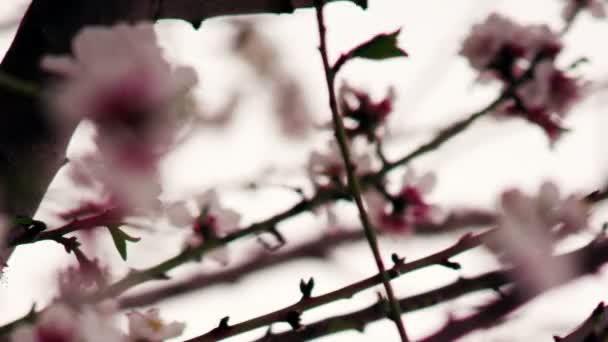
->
[[461, 13, 587, 142], [488, 181, 589, 292], [338, 84, 395, 141], [166, 190, 241, 264], [460, 14, 561, 80], [42, 22, 197, 216], [307, 140, 374, 189], [365, 169, 444, 234], [11, 303, 184, 342], [57, 259, 110, 302]]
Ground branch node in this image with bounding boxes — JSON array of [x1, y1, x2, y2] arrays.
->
[[299, 277, 315, 300]]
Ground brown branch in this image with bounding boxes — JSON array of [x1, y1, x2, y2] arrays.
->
[[180, 227, 494, 342], [554, 302, 608, 342], [256, 236, 608, 341], [118, 209, 496, 309]]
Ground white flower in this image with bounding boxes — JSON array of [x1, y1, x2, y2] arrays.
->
[[562, 0, 606, 21], [460, 13, 562, 80], [489, 181, 589, 292], [67, 152, 162, 217], [11, 302, 127, 342], [42, 22, 198, 174], [166, 190, 241, 264], [127, 308, 185, 342], [307, 140, 373, 188], [365, 168, 444, 234]]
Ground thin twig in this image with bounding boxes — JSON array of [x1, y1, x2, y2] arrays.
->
[[118, 209, 496, 309], [257, 236, 608, 341], [312, 1, 409, 340]]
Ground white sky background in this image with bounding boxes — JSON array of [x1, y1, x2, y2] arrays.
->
[[1, 0, 608, 341]]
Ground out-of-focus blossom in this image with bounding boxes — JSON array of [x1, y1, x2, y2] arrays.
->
[[307, 140, 374, 189], [10, 302, 125, 342], [501, 60, 587, 141], [365, 168, 444, 234], [562, 0, 606, 21], [126, 308, 185, 342], [273, 77, 313, 139], [339, 84, 395, 140], [517, 60, 586, 116], [460, 13, 561, 80], [66, 152, 162, 218], [42, 22, 197, 203], [488, 181, 590, 292], [166, 190, 241, 264], [58, 258, 110, 301]]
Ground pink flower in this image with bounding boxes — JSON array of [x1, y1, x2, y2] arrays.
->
[[10, 303, 125, 342], [512, 60, 586, 141], [338, 84, 395, 140], [307, 140, 374, 189], [57, 259, 110, 301], [562, 0, 606, 21], [488, 182, 590, 292], [126, 308, 185, 342], [366, 169, 444, 234], [518, 61, 586, 116], [460, 14, 526, 73], [460, 14, 561, 80], [66, 152, 162, 217], [166, 190, 241, 264], [42, 22, 197, 172]]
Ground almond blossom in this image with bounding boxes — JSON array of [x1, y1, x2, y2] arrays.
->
[[307, 140, 374, 189], [57, 258, 110, 302], [506, 60, 587, 141], [41, 22, 197, 212], [562, 0, 606, 21], [365, 168, 444, 234], [460, 13, 562, 80], [66, 152, 162, 219], [166, 190, 241, 264], [10, 303, 126, 342], [338, 84, 395, 140], [488, 181, 590, 293], [126, 308, 185, 342]]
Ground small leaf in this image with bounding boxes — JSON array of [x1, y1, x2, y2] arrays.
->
[[107, 224, 140, 261], [350, 29, 408, 61]]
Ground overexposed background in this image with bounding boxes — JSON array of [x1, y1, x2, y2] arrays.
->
[[1, 0, 608, 341]]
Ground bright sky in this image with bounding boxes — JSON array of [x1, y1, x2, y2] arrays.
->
[[1, 0, 608, 341]]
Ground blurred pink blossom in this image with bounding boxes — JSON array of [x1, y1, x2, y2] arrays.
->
[[166, 190, 241, 264], [489, 181, 590, 292], [10, 303, 125, 342], [460, 13, 561, 80], [307, 140, 374, 189], [366, 168, 444, 234], [338, 84, 395, 140]]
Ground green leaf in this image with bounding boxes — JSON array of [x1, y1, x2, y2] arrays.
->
[[107, 224, 140, 261], [350, 29, 408, 61]]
